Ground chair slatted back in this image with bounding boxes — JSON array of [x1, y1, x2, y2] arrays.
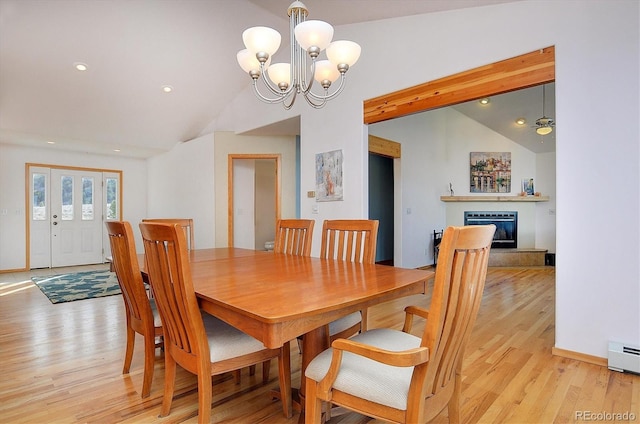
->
[[412, 224, 495, 422], [139, 222, 208, 366], [106, 221, 154, 328], [274, 219, 315, 256], [320, 219, 379, 264], [142, 218, 195, 250]]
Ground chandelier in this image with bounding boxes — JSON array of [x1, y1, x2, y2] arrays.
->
[[236, 1, 361, 109], [534, 84, 555, 135]]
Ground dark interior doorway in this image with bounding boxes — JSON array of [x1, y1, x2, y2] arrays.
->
[[369, 152, 394, 265]]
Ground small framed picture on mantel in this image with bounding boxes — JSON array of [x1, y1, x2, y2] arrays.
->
[[522, 178, 535, 195]]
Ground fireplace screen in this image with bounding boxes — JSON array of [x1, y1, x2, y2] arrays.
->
[[464, 211, 517, 248]]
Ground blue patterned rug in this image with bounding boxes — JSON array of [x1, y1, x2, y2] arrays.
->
[[32, 269, 121, 304]]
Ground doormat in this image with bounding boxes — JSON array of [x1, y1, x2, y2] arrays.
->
[[32, 269, 121, 304]]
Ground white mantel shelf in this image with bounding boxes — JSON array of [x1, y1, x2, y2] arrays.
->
[[440, 195, 549, 202]]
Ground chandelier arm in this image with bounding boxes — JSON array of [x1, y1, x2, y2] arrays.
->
[[299, 58, 317, 95], [302, 91, 328, 109], [282, 91, 297, 110], [306, 74, 347, 102], [251, 80, 293, 104]]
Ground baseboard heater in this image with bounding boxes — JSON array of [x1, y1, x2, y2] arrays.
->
[[608, 341, 640, 374]]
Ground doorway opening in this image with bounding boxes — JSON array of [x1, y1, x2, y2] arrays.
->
[[227, 154, 281, 249], [368, 135, 401, 265]]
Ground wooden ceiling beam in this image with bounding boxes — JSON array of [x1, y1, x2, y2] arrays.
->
[[363, 46, 555, 124]]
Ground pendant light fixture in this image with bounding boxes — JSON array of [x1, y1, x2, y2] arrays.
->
[[534, 84, 555, 135], [236, 1, 361, 109]]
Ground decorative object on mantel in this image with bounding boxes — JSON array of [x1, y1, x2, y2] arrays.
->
[[522, 178, 535, 195], [316, 149, 343, 201], [236, 1, 361, 109], [449, 182, 454, 196], [470, 152, 511, 193]]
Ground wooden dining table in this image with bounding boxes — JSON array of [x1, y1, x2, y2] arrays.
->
[[140, 247, 434, 413]]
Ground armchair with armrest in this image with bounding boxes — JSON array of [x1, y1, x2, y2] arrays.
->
[[305, 224, 496, 423]]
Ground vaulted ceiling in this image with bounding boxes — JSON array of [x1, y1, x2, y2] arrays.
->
[[1, 0, 547, 159]]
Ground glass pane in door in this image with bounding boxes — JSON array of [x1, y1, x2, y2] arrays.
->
[[82, 177, 94, 220], [61, 175, 74, 220], [32, 173, 46, 221], [105, 177, 118, 220]]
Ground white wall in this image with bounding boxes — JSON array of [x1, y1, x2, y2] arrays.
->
[[232, 159, 255, 249], [0, 143, 147, 269], [147, 133, 215, 249], [216, 1, 640, 359], [254, 159, 276, 250], [536, 152, 556, 253]]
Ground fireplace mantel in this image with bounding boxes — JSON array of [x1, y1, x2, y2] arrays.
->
[[440, 195, 549, 202]]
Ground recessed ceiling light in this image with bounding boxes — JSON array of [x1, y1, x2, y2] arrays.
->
[[47, 141, 55, 144], [479, 98, 490, 105], [161, 85, 173, 93], [74, 62, 88, 71], [113, 149, 121, 152], [515, 118, 526, 125]]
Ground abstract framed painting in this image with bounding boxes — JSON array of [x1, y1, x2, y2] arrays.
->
[[315, 149, 343, 201], [470, 152, 511, 193]]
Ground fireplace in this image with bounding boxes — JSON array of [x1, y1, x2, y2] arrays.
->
[[464, 211, 517, 248]]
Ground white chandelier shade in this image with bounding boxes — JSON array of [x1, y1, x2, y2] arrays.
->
[[294, 20, 334, 51], [236, 1, 361, 109], [236, 49, 271, 74], [326, 40, 361, 67], [314, 60, 340, 85], [242, 27, 281, 57], [267, 63, 291, 87]]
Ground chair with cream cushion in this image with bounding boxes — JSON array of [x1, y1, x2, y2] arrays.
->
[[142, 218, 195, 250], [305, 224, 496, 423], [274, 219, 315, 353], [273, 219, 315, 256], [105, 220, 163, 398], [139, 221, 292, 423], [320, 219, 379, 342]]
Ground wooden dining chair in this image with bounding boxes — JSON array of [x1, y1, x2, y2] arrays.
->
[[105, 221, 163, 398], [274, 219, 315, 353], [139, 222, 292, 423], [304, 224, 496, 424], [320, 219, 379, 342], [273, 219, 315, 256], [142, 218, 195, 250]]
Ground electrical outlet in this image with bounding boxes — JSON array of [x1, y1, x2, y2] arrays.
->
[[312, 205, 319, 214]]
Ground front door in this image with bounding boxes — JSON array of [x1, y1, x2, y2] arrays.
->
[[50, 168, 104, 267], [29, 166, 120, 269]]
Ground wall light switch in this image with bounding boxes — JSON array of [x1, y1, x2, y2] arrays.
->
[[307, 191, 316, 198], [312, 205, 319, 214]]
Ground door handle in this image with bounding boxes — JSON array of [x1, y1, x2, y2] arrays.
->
[[53, 222, 58, 225]]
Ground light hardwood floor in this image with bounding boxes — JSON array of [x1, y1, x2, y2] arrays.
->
[[0, 265, 637, 423]]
